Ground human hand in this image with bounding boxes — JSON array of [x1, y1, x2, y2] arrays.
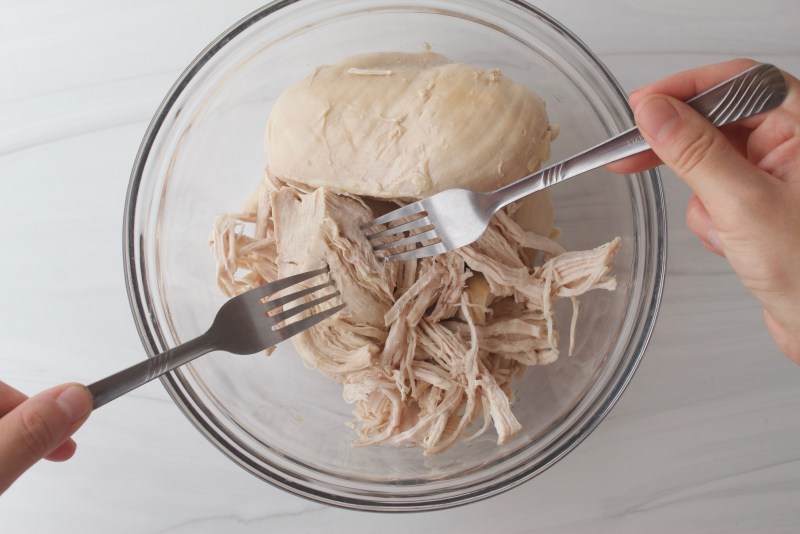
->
[[608, 59, 800, 364], [0, 381, 93, 494]]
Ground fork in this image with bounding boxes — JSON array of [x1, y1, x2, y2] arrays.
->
[[363, 63, 788, 261], [88, 267, 344, 409]]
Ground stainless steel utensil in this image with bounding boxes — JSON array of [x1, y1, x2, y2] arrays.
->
[[363, 63, 787, 261], [88, 267, 344, 408]]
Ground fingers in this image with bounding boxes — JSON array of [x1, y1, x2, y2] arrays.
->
[[685, 195, 724, 256], [749, 112, 800, 179], [607, 59, 797, 175], [0, 381, 29, 417], [605, 151, 662, 175], [634, 93, 779, 231], [764, 309, 800, 365], [0, 383, 93, 494], [606, 59, 756, 174], [605, 123, 751, 175], [44, 438, 78, 462], [1, 381, 81, 463], [605, 59, 800, 368]]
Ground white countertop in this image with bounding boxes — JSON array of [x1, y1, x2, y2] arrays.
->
[[1, 1, 799, 532]]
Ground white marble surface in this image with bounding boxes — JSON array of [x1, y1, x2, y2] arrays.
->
[[1, 0, 799, 532]]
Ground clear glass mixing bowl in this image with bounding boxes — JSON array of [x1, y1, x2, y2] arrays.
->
[[124, 0, 666, 511]]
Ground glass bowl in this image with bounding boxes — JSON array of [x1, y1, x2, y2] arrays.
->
[[124, 0, 665, 511]]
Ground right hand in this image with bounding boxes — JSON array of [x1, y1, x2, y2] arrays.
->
[[608, 59, 800, 363]]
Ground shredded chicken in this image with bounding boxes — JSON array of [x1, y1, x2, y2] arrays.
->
[[210, 172, 619, 455], [209, 50, 620, 455]]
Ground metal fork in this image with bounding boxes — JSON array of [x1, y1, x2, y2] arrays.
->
[[363, 63, 788, 261], [88, 267, 344, 409]]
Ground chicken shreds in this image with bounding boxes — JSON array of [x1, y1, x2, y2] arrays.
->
[[211, 174, 620, 455]]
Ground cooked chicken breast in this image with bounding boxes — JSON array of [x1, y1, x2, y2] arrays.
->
[[211, 51, 619, 455], [265, 51, 557, 199]]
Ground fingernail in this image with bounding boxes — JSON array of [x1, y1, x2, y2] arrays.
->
[[55, 384, 92, 423], [636, 96, 680, 141]]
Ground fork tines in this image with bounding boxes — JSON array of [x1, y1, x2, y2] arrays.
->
[[361, 202, 445, 261], [258, 266, 345, 337], [273, 301, 346, 340]]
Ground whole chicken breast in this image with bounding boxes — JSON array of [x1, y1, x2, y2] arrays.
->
[[265, 51, 557, 199]]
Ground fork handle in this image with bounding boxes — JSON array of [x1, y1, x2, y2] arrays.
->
[[489, 63, 787, 208], [87, 332, 216, 409]]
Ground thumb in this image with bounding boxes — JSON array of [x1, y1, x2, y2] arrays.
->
[[634, 94, 776, 225], [0, 383, 92, 494]]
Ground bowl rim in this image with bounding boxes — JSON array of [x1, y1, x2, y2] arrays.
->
[[123, 0, 667, 512]]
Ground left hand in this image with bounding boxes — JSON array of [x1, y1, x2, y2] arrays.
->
[[0, 381, 93, 494]]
